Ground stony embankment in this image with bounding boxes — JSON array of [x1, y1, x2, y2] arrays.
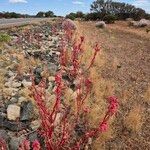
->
[[0, 21, 62, 149]]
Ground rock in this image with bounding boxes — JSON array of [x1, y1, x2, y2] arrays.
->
[[0, 130, 9, 142], [0, 114, 5, 126], [74, 123, 86, 137], [62, 19, 77, 30], [5, 82, 12, 88], [128, 21, 138, 27], [34, 76, 42, 85], [129, 19, 150, 27], [20, 101, 34, 121], [28, 132, 38, 143], [47, 63, 58, 75], [95, 21, 106, 28], [34, 67, 43, 85], [0, 107, 6, 113], [7, 105, 20, 121], [9, 97, 18, 104], [30, 120, 41, 130], [4, 120, 28, 131], [18, 97, 28, 105], [88, 138, 92, 145], [3, 88, 19, 97], [12, 82, 22, 88], [138, 19, 150, 27], [0, 95, 3, 101], [32, 50, 43, 59], [48, 76, 55, 82], [22, 79, 32, 87], [34, 67, 42, 76], [9, 136, 25, 150], [6, 70, 15, 78]]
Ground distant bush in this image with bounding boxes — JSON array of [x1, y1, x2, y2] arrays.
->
[[66, 13, 76, 20], [36, 11, 55, 18], [103, 14, 116, 24], [84, 12, 102, 21], [66, 11, 85, 20], [0, 12, 31, 18], [90, 0, 150, 21], [0, 34, 11, 43]]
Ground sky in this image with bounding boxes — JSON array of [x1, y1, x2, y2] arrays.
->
[[0, 0, 150, 16]]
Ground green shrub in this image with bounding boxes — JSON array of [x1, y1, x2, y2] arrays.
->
[[66, 13, 76, 20], [103, 14, 117, 24], [84, 12, 102, 21], [0, 34, 11, 43]]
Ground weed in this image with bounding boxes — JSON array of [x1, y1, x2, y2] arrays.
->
[[29, 21, 119, 149], [0, 33, 11, 43]]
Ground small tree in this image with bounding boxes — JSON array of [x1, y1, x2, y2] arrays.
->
[[90, 0, 149, 20], [66, 13, 77, 20], [36, 11, 45, 17], [45, 11, 54, 17], [103, 14, 116, 23]]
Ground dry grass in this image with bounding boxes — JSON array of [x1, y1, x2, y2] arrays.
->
[[75, 21, 117, 148], [75, 21, 150, 149], [124, 105, 144, 132]]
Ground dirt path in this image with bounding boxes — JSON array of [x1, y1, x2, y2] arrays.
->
[[77, 21, 150, 150]]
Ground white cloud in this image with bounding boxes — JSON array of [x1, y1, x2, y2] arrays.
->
[[9, 0, 28, 3], [72, 1, 84, 5], [132, 0, 150, 13]]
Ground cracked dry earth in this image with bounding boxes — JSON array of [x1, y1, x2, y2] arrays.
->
[[78, 21, 150, 149]]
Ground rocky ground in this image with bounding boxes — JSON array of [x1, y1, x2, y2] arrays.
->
[[0, 21, 63, 149]]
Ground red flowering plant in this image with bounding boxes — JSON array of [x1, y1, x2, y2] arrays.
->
[[29, 20, 119, 150], [0, 138, 7, 150], [18, 139, 41, 150]]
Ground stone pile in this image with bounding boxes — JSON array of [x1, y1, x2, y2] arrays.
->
[[0, 22, 62, 149]]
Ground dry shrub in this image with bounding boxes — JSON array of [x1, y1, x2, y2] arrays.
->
[[124, 105, 143, 132], [93, 127, 114, 149]]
